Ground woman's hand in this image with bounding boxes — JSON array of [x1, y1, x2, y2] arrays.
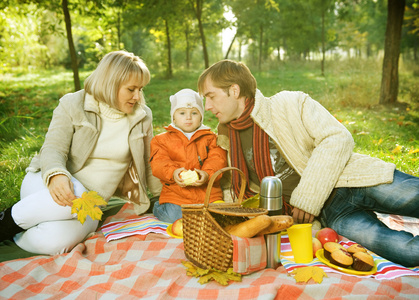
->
[[292, 207, 315, 224], [191, 169, 208, 187], [48, 174, 76, 206], [173, 167, 187, 187]]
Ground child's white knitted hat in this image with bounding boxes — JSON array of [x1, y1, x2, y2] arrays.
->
[[170, 89, 204, 123]]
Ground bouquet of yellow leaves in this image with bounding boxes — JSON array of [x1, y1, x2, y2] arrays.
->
[[71, 191, 107, 224]]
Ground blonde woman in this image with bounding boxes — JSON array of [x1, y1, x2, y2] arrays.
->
[[0, 50, 161, 255]]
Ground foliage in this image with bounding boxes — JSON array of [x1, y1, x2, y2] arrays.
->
[[1, 0, 418, 75], [0, 62, 418, 211], [181, 260, 242, 286], [291, 266, 328, 284], [71, 191, 107, 224]]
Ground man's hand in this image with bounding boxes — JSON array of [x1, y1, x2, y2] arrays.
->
[[48, 174, 76, 206], [292, 207, 315, 224]]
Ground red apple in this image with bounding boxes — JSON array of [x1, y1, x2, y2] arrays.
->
[[312, 237, 323, 257], [172, 218, 183, 237], [315, 227, 339, 246]]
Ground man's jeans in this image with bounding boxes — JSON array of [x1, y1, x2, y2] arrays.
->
[[153, 201, 182, 223], [320, 170, 419, 267]]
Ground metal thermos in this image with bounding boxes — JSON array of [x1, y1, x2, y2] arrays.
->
[[259, 176, 283, 269], [260, 176, 283, 216]]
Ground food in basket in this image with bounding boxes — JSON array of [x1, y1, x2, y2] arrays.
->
[[223, 215, 294, 238], [323, 242, 346, 260], [351, 252, 374, 271], [256, 215, 294, 235], [224, 215, 272, 238], [181, 170, 199, 185], [346, 243, 367, 255], [329, 249, 353, 268]]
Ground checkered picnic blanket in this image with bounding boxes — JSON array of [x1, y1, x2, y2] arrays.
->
[[1, 203, 419, 300]]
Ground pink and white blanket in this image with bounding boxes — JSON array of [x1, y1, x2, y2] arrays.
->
[[1, 203, 418, 300]]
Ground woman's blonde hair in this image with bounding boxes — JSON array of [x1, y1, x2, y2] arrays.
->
[[197, 59, 257, 99], [84, 50, 150, 109]]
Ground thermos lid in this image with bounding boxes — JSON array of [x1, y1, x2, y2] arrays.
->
[[260, 176, 282, 198], [260, 176, 283, 211]]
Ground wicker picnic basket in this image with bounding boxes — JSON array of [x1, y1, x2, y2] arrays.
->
[[181, 167, 268, 272]]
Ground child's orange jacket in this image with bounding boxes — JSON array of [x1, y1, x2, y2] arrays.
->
[[150, 125, 227, 205]]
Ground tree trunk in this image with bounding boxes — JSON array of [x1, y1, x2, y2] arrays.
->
[[117, 8, 121, 50], [164, 19, 173, 78], [321, 7, 325, 76], [62, 0, 80, 91], [225, 32, 237, 59], [191, 0, 209, 68], [238, 39, 242, 61], [258, 25, 263, 71], [379, 0, 405, 104], [184, 24, 190, 69]]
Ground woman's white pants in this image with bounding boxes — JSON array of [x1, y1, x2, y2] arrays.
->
[[12, 172, 98, 255]]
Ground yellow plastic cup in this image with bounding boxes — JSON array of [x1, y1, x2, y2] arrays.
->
[[287, 223, 313, 263]]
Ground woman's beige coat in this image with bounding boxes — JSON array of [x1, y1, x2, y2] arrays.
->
[[217, 90, 395, 216], [27, 90, 162, 214]]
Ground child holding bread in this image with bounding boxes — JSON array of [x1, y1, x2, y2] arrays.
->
[[149, 89, 227, 223]]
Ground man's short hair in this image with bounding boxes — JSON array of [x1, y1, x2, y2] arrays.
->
[[198, 60, 257, 99]]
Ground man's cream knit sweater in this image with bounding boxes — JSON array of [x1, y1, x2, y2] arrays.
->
[[217, 90, 396, 216]]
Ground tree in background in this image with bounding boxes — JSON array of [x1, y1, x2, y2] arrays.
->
[[189, 0, 225, 68], [62, 0, 80, 91], [379, 0, 406, 104], [1, 0, 419, 99], [403, 0, 419, 61]]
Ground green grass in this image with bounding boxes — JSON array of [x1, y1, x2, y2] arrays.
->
[[1, 60, 418, 211]]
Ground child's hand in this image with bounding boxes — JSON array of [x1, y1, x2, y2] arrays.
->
[[191, 169, 209, 187], [173, 167, 187, 187]]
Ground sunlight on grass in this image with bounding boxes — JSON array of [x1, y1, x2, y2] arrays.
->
[[0, 62, 418, 210]]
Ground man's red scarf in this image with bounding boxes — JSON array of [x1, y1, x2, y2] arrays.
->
[[226, 98, 275, 198]]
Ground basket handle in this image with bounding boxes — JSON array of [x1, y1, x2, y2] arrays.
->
[[204, 167, 246, 207]]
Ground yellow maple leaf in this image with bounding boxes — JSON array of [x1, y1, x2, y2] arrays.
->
[[408, 147, 419, 155], [181, 261, 242, 286], [71, 191, 107, 224], [373, 138, 383, 145], [291, 266, 328, 284], [391, 145, 402, 154]]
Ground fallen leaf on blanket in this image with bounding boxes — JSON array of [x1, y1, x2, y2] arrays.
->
[[182, 261, 241, 286], [71, 191, 107, 224], [291, 266, 328, 284]]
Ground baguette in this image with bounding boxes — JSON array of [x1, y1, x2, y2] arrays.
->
[[256, 215, 294, 236], [224, 215, 272, 238]]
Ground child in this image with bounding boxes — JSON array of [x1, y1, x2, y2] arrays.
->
[[150, 89, 227, 223]]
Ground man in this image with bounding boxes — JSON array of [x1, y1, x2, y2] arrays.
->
[[197, 59, 419, 267]]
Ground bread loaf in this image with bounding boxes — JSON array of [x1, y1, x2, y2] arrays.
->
[[256, 215, 293, 235], [224, 215, 272, 238]]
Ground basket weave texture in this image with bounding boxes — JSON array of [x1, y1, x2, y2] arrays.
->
[[182, 167, 268, 272]]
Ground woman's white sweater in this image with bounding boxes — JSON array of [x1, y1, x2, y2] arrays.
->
[[72, 96, 131, 201]]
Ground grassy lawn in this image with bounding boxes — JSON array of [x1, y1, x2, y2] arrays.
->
[[1, 60, 418, 211]]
